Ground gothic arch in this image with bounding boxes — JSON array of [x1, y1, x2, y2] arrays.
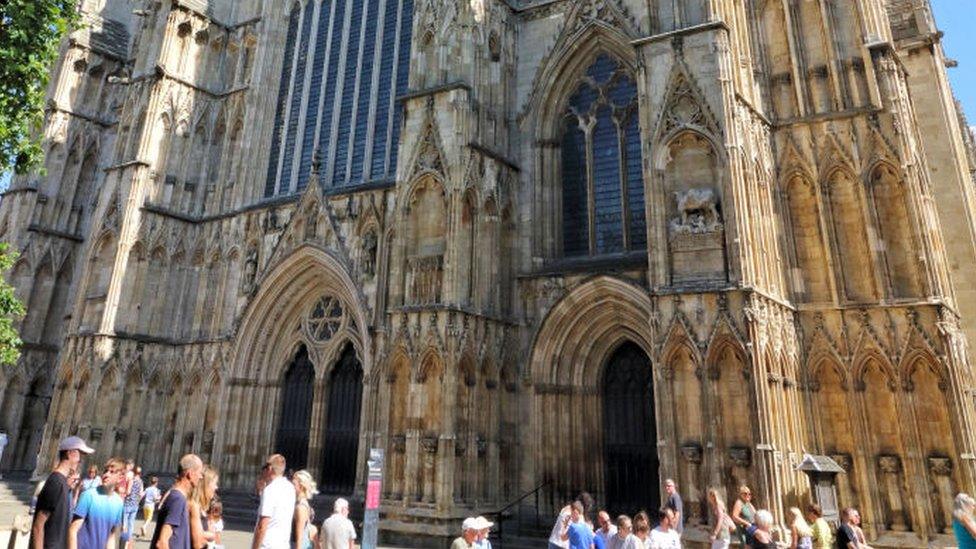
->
[[823, 166, 877, 302], [232, 244, 373, 382], [530, 276, 653, 387], [852, 348, 897, 391], [867, 162, 923, 299], [782, 172, 831, 302], [526, 22, 637, 139]]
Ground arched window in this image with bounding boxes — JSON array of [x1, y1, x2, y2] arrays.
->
[[561, 54, 646, 257]]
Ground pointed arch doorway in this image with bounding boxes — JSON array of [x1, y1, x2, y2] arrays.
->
[[319, 343, 363, 495], [602, 342, 659, 515], [275, 346, 315, 469]]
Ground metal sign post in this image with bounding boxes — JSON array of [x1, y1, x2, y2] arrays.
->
[[361, 448, 384, 549]]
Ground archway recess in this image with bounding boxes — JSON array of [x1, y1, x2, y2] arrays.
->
[[528, 276, 656, 511], [221, 245, 373, 487]]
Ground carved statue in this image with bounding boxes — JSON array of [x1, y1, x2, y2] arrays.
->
[[672, 187, 721, 233], [242, 248, 258, 292], [362, 230, 378, 278]]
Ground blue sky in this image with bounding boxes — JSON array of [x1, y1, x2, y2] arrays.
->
[[933, 0, 976, 123]]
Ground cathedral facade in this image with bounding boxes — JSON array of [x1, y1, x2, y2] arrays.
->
[[2, 0, 976, 545]]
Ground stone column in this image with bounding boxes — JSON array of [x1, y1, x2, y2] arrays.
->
[[681, 443, 704, 524], [420, 434, 438, 503], [928, 457, 955, 533], [437, 435, 455, 509], [831, 453, 855, 509], [387, 434, 405, 500], [878, 455, 908, 531], [454, 435, 468, 503], [404, 431, 421, 502], [477, 435, 489, 503]]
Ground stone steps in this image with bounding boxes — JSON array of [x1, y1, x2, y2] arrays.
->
[[0, 480, 34, 505]]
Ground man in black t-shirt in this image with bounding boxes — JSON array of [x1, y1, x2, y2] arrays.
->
[[836, 507, 865, 549], [30, 436, 95, 549]]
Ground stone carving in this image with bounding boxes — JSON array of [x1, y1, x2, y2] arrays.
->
[[729, 446, 752, 468], [390, 434, 406, 454], [407, 254, 444, 305], [878, 454, 901, 474], [242, 247, 258, 293], [928, 456, 952, 476], [420, 435, 439, 454], [680, 443, 703, 463], [671, 188, 721, 234], [362, 229, 378, 278]]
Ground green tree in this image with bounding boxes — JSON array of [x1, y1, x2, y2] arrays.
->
[[0, 0, 78, 174], [0, 243, 25, 366]]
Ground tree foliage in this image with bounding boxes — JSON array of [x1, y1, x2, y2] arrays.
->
[[0, 0, 78, 174], [0, 243, 25, 366]]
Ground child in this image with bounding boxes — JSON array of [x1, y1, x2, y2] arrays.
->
[[139, 476, 161, 538], [207, 498, 224, 548]]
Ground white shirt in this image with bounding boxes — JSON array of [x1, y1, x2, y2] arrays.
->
[[320, 513, 357, 549], [596, 525, 618, 547], [548, 510, 571, 548], [647, 527, 681, 549], [257, 476, 295, 549], [608, 534, 643, 549]]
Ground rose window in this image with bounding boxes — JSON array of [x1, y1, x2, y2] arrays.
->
[[306, 296, 344, 342]]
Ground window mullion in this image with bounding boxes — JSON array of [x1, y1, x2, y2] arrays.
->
[[616, 114, 630, 252], [583, 117, 596, 256]]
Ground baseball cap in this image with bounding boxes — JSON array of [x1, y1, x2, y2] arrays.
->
[[58, 436, 94, 454], [473, 516, 494, 529], [462, 517, 479, 531]]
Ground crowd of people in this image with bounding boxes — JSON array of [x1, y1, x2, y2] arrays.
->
[[26, 436, 357, 549], [539, 480, 976, 549], [21, 435, 976, 549]]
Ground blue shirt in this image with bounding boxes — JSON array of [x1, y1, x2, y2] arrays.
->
[[73, 488, 124, 549], [150, 488, 190, 549], [568, 522, 595, 549], [955, 519, 976, 549]]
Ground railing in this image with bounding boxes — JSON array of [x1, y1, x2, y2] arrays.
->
[[491, 480, 551, 548]]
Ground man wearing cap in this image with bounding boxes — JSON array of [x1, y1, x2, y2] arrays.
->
[[473, 516, 494, 549], [451, 518, 480, 549], [31, 435, 95, 549]]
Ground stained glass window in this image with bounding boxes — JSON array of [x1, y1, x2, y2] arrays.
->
[[296, 0, 334, 192], [561, 54, 646, 257], [277, 0, 316, 193], [263, 3, 301, 197], [265, 0, 415, 197]]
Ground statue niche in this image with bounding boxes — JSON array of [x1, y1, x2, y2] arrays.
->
[[665, 133, 726, 284]]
